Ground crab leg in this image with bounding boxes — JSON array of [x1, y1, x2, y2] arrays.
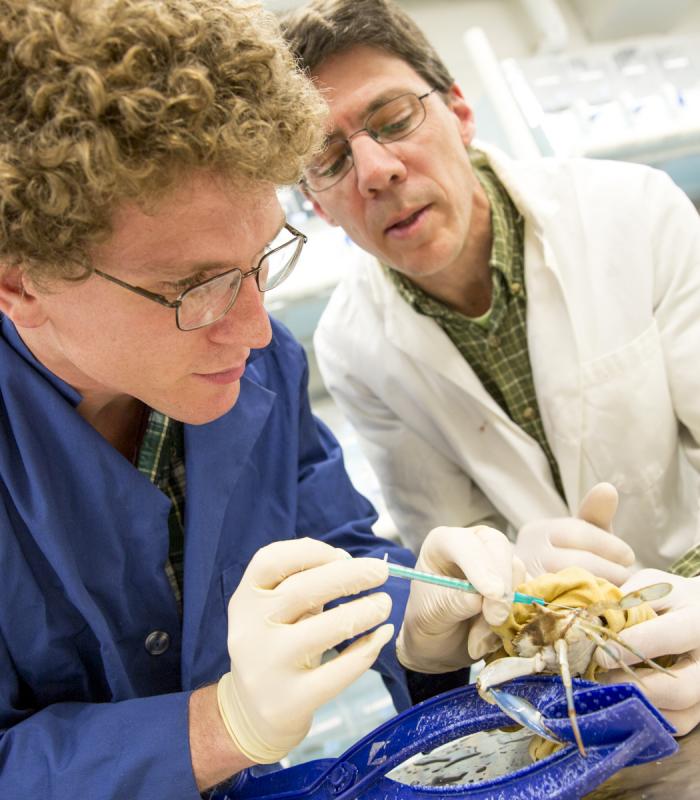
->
[[554, 638, 586, 756], [581, 626, 643, 686], [579, 619, 676, 676]]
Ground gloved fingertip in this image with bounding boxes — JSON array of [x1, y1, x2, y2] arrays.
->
[[481, 578, 505, 600], [483, 597, 510, 626], [512, 556, 528, 586], [371, 591, 393, 616], [375, 622, 395, 646], [351, 557, 390, 584], [469, 631, 501, 661], [367, 557, 390, 582]]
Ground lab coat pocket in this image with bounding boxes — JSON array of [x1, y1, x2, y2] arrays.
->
[[579, 321, 675, 492]]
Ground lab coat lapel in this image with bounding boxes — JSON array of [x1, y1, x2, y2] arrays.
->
[[523, 226, 584, 508], [383, 291, 498, 409], [0, 339, 181, 696], [179, 374, 274, 685], [375, 159, 585, 512], [470, 146, 585, 507]]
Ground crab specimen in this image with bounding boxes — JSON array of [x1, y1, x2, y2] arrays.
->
[[476, 567, 674, 756]]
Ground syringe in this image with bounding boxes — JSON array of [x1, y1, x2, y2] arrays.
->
[[386, 561, 545, 606]]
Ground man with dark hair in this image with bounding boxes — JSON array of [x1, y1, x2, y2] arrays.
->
[[0, 0, 522, 796], [283, 0, 700, 736]]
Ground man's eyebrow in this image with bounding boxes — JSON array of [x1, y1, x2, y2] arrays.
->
[[155, 262, 229, 288], [365, 91, 403, 115], [154, 217, 287, 284]]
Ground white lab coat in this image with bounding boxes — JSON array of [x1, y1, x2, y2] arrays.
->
[[314, 148, 700, 570]]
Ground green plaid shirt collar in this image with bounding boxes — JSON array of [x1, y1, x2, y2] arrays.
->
[[670, 544, 700, 577], [386, 150, 524, 322], [135, 409, 186, 612]]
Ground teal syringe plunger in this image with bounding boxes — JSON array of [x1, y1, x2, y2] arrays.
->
[[386, 561, 545, 606]]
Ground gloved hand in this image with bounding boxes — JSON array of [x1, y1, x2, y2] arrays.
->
[[395, 525, 526, 673], [217, 538, 393, 764], [515, 482, 635, 585], [595, 568, 700, 736]]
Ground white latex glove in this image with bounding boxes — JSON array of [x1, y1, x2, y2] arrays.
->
[[515, 482, 635, 585], [395, 525, 526, 674], [595, 568, 700, 736], [216, 538, 393, 764]]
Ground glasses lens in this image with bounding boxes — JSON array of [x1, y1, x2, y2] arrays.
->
[[178, 270, 241, 331], [258, 230, 303, 292], [368, 94, 425, 143], [305, 140, 352, 191]]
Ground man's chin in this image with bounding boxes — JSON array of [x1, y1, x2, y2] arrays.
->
[[164, 383, 241, 426]]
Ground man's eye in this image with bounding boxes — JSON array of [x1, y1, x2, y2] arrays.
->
[[311, 141, 348, 178], [312, 145, 349, 179], [376, 113, 413, 138], [320, 154, 349, 178], [166, 272, 209, 293], [167, 279, 197, 293]]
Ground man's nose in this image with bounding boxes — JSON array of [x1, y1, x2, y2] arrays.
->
[[350, 134, 407, 197], [207, 274, 272, 348]]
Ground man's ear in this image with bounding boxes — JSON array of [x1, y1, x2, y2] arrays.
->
[[445, 83, 476, 147], [300, 183, 339, 227], [0, 266, 48, 327]]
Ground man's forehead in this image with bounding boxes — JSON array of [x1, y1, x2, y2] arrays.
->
[[319, 81, 429, 134], [312, 46, 427, 125], [91, 177, 282, 278]]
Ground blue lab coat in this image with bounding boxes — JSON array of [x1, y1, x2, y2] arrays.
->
[[0, 316, 417, 799]]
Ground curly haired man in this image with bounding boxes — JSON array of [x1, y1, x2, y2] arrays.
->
[[0, 1, 523, 796]]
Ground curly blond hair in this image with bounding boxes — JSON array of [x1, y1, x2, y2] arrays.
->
[[0, 0, 327, 283]]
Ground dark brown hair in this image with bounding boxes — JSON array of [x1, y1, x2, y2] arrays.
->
[[281, 0, 454, 91]]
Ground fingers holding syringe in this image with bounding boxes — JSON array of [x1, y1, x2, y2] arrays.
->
[[287, 591, 394, 703], [417, 525, 524, 626], [272, 554, 389, 623], [471, 526, 527, 626]]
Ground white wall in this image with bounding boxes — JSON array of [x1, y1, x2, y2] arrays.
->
[[269, 0, 700, 95], [396, 0, 700, 101], [399, 0, 539, 99]]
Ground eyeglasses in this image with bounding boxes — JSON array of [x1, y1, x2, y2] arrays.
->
[[302, 89, 438, 192], [94, 222, 306, 331]]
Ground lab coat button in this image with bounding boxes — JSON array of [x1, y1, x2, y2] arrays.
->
[[145, 630, 170, 655]]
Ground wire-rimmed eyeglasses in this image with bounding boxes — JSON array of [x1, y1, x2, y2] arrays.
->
[[302, 89, 438, 192], [94, 222, 307, 331]]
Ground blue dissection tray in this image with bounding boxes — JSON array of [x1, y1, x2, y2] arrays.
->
[[216, 675, 678, 800]]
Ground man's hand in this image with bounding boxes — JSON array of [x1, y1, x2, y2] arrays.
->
[[396, 525, 526, 673], [216, 538, 393, 764], [596, 569, 700, 736], [515, 482, 635, 585]]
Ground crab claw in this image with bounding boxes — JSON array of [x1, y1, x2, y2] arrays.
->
[[476, 653, 547, 701], [488, 688, 563, 744]]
